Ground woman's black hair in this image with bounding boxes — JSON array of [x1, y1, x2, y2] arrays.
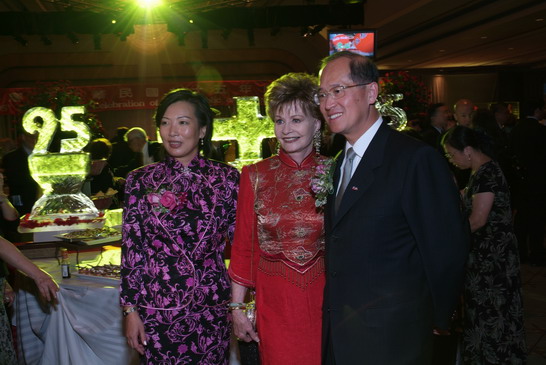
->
[[88, 138, 112, 160], [154, 88, 214, 157], [441, 125, 496, 159]]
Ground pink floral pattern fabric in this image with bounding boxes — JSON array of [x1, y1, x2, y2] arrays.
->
[[120, 155, 239, 364]]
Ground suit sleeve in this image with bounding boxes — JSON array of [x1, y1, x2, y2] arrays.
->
[[402, 146, 469, 329]]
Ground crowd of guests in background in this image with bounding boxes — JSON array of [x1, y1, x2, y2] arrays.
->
[[0, 52, 544, 364], [406, 97, 546, 269]]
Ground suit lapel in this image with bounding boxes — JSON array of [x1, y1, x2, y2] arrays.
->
[[332, 122, 390, 227], [327, 150, 344, 225]]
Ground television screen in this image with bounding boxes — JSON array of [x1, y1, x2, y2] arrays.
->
[[328, 29, 376, 58]]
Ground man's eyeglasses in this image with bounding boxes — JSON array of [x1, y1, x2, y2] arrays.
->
[[313, 82, 371, 105]]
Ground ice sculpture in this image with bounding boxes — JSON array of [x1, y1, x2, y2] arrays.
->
[[22, 106, 99, 225], [376, 93, 408, 131], [213, 96, 274, 167]]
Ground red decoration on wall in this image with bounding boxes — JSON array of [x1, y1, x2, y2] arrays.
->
[[0, 80, 271, 115]]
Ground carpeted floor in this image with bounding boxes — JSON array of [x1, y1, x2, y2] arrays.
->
[[522, 263, 546, 364]]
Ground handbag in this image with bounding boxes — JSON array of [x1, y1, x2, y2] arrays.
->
[[238, 289, 259, 365], [238, 166, 260, 365]]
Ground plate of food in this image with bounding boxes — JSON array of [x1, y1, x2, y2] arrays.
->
[[55, 226, 121, 245], [73, 264, 121, 284]]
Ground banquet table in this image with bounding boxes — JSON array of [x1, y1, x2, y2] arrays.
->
[[13, 247, 140, 365]]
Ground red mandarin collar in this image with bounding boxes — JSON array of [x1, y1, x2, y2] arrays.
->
[[278, 149, 317, 168]]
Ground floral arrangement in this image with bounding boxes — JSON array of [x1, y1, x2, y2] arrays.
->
[[310, 157, 336, 208], [379, 71, 431, 121], [147, 188, 188, 213]]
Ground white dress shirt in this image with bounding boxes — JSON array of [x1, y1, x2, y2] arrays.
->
[[337, 116, 383, 192]]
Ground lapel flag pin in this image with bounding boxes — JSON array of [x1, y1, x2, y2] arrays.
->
[[351, 186, 359, 191]]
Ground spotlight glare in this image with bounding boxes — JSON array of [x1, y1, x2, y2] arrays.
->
[[136, 0, 162, 9]]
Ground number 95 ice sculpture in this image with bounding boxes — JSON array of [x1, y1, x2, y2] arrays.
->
[[21, 106, 101, 231]]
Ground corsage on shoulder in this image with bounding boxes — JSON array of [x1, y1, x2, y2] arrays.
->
[[310, 157, 336, 208]]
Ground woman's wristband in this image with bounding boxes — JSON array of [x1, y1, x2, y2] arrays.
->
[[122, 306, 137, 317], [228, 302, 247, 311]]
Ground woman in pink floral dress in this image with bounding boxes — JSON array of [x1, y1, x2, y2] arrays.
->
[[120, 89, 239, 364]]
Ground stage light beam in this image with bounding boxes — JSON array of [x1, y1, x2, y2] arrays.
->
[[136, 0, 162, 9]]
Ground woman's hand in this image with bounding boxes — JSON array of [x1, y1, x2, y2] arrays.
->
[[3, 281, 15, 306], [232, 309, 260, 343], [31, 269, 59, 302], [125, 310, 147, 355]]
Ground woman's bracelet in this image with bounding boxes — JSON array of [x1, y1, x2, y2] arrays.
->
[[228, 302, 247, 311]]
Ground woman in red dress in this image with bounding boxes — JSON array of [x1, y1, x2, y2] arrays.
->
[[229, 73, 327, 365]]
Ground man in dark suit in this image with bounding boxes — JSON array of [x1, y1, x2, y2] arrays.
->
[[420, 102, 450, 152], [510, 99, 546, 266], [317, 51, 469, 364], [2, 130, 39, 216]]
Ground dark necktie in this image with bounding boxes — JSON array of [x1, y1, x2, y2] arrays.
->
[[335, 148, 355, 213]]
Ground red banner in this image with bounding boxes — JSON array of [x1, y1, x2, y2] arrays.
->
[[0, 80, 272, 115]]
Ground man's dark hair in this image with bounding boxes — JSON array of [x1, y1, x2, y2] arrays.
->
[[320, 51, 379, 84]]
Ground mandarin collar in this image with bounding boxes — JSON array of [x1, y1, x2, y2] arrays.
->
[[278, 149, 317, 168], [164, 154, 205, 172]]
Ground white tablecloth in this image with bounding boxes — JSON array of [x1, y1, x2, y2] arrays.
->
[[13, 249, 242, 365], [13, 250, 139, 365]]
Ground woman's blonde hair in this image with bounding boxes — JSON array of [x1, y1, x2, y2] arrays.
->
[[265, 72, 323, 123]]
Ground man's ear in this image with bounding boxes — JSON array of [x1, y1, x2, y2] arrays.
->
[[368, 82, 379, 105]]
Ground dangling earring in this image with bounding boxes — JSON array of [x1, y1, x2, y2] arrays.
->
[[200, 138, 204, 148], [313, 129, 321, 154], [276, 139, 281, 155]]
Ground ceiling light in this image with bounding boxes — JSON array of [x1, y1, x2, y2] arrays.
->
[[536, 18, 544, 22], [302, 24, 325, 37], [480, 36, 488, 39], [136, 0, 162, 9]]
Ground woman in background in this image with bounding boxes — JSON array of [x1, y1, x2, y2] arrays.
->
[[229, 73, 326, 364], [120, 89, 239, 364], [442, 126, 527, 364]]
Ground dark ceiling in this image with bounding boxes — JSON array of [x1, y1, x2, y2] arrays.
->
[[0, 0, 545, 71]]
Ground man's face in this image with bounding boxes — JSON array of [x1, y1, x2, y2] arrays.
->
[[431, 105, 450, 130], [127, 133, 146, 153], [318, 57, 378, 144], [495, 106, 510, 126]]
